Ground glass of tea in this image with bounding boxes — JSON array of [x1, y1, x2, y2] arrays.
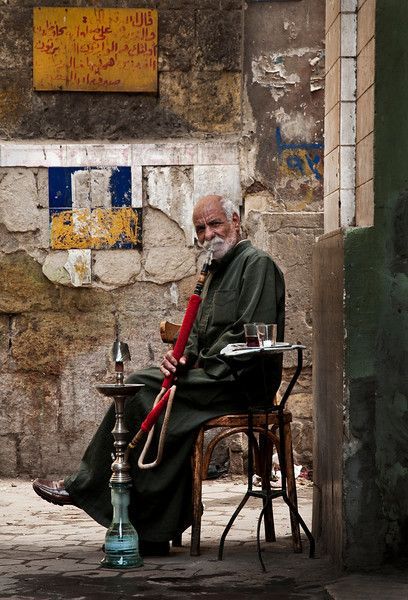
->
[[244, 323, 260, 347]]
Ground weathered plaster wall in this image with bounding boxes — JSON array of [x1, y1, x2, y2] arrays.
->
[[242, 0, 325, 465], [0, 0, 325, 477], [0, 0, 242, 139]]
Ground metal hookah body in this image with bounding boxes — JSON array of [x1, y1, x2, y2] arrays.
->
[[97, 341, 144, 569]]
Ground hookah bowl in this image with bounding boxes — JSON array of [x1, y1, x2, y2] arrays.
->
[[96, 341, 144, 569]]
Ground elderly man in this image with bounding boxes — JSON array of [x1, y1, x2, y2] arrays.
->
[[33, 194, 285, 556]]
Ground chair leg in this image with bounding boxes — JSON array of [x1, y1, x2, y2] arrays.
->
[[284, 422, 302, 553], [259, 432, 276, 543], [191, 427, 204, 556]]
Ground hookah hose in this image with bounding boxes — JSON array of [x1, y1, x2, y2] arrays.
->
[[124, 247, 213, 469]]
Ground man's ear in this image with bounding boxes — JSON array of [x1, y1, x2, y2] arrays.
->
[[232, 212, 241, 231]]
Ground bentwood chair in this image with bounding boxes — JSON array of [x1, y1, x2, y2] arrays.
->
[[160, 321, 302, 557]]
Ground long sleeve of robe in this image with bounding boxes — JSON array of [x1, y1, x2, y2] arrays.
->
[[65, 240, 285, 542]]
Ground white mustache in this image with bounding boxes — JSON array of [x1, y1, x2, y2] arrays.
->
[[203, 237, 224, 250]]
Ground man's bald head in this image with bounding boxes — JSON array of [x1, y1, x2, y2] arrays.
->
[[193, 195, 239, 222], [193, 195, 241, 260]]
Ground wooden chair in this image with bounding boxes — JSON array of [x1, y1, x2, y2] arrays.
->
[[160, 321, 302, 556]]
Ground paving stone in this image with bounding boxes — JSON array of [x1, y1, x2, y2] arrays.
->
[[1, 476, 388, 599]]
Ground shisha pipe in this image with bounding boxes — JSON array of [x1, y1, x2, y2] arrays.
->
[[124, 246, 214, 469]]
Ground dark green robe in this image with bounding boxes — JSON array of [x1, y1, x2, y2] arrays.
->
[[65, 240, 285, 542]]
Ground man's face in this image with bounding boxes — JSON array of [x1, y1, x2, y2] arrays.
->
[[193, 197, 240, 260]]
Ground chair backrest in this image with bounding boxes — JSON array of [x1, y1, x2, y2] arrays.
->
[[160, 320, 182, 345]]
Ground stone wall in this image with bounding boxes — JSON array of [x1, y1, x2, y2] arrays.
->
[[0, 1, 242, 139], [0, 0, 325, 477]]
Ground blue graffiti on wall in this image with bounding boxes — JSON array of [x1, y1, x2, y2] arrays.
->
[[276, 127, 323, 181]]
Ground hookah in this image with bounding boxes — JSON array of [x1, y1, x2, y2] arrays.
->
[[96, 340, 144, 569], [95, 246, 213, 568], [124, 246, 213, 468]]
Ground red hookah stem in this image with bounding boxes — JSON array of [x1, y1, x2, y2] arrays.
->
[[139, 293, 202, 434], [161, 293, 202, 389]]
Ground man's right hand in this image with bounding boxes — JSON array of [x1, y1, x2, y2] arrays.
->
[[160, 350, 187, 378]]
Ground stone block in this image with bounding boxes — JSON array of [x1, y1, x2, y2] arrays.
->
[[142, 207, 187, 249], [93, 250, 142, 290], [340, 101, 356, 146], [341, 13, 357, 57], [196, 10, 242, 71], [58, 347, 114, 433], [324, 190, 340, 233], [143, 246, 196, 284], [158, 11, 195, 71], [356, 132, 373, 187], [324, 103, 340, 156], [0, 435, 18, 475], [0, 8, 31, 70], [197, 142, 239, 166], [65, 144, 131, 167], [0, 144, 66, 167], [325, 15, 340, 74], [356, 85, 374, 143], [193, 165, 241, 209], [286, 392, 313, 420], [355, 180, 374, 227], [356, 37, 374, 99], [325, 60, 341, 116], [341, 57, 356, 101], [340, 146, 355, 190], [11, 311, 115, 375], [132, 142, 198, 167], [145, 166, 194, 245], [0, 169, 42, 233], [291, 419, 313, 467], [324, 147, 340, 196], [160, 71, 241, 133], [58, 284, 113, 315], [340, 188, 355, 227], [0, 252, 59, 314], [357, 0, 375, 55], [326, 0, 340, 33], [0, 373, 60, 444], [42, 252, 71, 286]]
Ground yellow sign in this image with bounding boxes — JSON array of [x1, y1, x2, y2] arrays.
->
[[33, 7, 158, 92], [50, 207, 141, 250]]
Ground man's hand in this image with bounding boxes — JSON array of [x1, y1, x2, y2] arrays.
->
[[160, 349, 188, 378]]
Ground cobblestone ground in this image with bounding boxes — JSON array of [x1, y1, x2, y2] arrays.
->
[[0, 477, 337, 599]]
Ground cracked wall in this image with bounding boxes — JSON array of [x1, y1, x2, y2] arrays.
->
[[0, 0, 325, 477]]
